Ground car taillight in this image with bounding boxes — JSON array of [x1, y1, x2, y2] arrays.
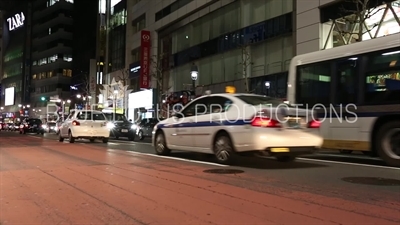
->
[[251, 116, 281, 128], [308, 120, 321, 128], [72, 120, 80, 126]]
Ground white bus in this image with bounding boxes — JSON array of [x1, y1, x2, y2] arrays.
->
[[287, 34, 400, 167]]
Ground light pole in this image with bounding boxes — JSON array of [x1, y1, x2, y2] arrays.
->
[[113, 90, 118, 120], [190, 63, 198, 92]]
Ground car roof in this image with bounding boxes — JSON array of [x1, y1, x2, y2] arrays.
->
[[71, 109, 103, 114]]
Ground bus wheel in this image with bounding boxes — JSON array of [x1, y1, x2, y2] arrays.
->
[[376, 121, 400, 167], [339, 150, 353, 154]]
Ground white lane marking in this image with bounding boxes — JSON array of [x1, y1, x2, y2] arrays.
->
[[313, 153, 382, 161], [297, 157, 400, 170], [111, 140, 152, 145], [108, 143, 120, 145], [127, 151, 227, 167]]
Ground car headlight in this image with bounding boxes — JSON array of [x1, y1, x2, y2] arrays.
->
[[106, 122, 115, 129], [131, 124, 137, 129], [42, 125, 47, 129]]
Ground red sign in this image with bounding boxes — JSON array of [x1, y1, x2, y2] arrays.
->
[[140, 30, 151, 89]]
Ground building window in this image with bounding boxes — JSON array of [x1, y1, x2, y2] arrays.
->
[[32, 74, 37, 79], [63, 69, 72, 77], [131, 48, 141, 62], [155, 0, 194, 21], [65, 0, 73, 3], [63, 55, 72, 62], [132, 14, 146, 34], [48, 54, 58, 63], [38, 58, 47, 65], [40, 72, 46, 79], [321, 0, 400, 49], [32, 61, 37, 66], [48, 0, 59, 7], [47, 71, 54, 78]]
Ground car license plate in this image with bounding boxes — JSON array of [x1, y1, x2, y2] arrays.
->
[[121, 129, 128, 133], [271, 148, 290, 152]]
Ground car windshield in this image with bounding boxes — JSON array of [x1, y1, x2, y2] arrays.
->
[[236, 95, 284, 107], [77, 112, 106, 121], [105, 114, 128, 122], [48, 123, 56, 126]]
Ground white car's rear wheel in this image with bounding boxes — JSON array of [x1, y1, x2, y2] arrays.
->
[[68, 131, 75, 143], [102, 138, 109, 143], [58, 132, 64, 142]]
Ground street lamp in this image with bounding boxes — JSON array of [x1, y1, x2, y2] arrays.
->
[[76, 94, 82, 98], [0, 107, 3, 110], [265, 81, 270, 96], [190, 63, 198, 91], [18, 104, 22, 107]]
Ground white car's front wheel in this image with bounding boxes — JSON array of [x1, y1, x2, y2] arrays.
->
[[213, 134, 234, 165], [154, 131, 170, 156]]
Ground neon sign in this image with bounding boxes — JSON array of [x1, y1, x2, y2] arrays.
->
[[7, 12, 25, 31]]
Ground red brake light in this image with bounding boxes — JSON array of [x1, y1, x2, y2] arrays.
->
[[72, 120, 80, 126], [308, 120, 320, 128], [251, 117, 281, 128]]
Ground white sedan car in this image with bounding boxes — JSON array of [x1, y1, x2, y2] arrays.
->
[[58, 109, 111, 143], [152, 93, 323, 164]]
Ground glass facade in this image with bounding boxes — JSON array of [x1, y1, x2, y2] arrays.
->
[[109, 0, 126, 72], [159, 0, 293, 92]]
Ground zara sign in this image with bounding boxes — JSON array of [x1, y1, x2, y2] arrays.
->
[[7, 12, 25, 31]]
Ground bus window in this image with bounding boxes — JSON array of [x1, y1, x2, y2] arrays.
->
[[296, 62, 331, 106], [364, 49, 400, 104], [336, 59, 358, 104]]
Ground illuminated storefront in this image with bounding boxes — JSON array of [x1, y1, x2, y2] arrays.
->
[[127, 89, 153, 121]]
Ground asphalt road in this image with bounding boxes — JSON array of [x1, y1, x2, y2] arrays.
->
[[0, 131, 399, 225]]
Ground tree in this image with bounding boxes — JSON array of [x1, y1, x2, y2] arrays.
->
[[116, 68, 130, 86], [238, 44, 253, 93], [150, 53, 167, 114], [80, 74, 91, 96], [334, 0, 389, 45]]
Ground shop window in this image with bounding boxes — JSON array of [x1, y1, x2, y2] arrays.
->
[[296, 62, 331, 106], [364, 48, 400, 104]]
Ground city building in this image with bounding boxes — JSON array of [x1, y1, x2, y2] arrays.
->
[[125, 0, 295, 119], [95, 0, 127, 113], [30, 0, 74, 115], [1, 1, 32, 118], [0, 10, 4, 108]]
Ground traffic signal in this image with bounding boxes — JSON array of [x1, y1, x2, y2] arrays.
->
[[41, 97, 48, 101]]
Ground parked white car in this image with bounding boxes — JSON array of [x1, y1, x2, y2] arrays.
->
[[58, 109, 111, 143], [152, 93, 324, 164]]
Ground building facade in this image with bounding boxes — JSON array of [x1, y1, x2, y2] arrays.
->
[[126, 0, 295, 101], [30, 0, 74, 114], [1, 2, 31, 117]]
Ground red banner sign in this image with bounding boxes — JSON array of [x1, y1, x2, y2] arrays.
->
[[140, 30, 151, 89]]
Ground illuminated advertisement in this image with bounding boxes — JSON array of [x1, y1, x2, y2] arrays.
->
[[6, 12, 25, 31], [4, 87, 15, 106]]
